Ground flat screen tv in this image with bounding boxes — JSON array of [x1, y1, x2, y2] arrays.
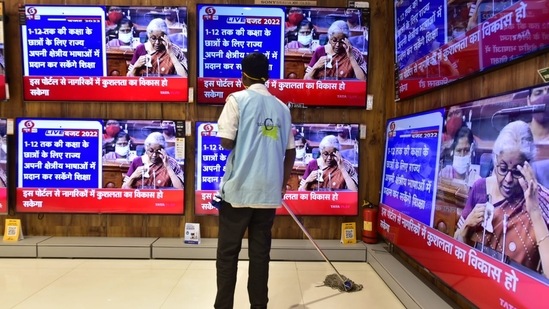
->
[[196, 4, 370, 107], [19, 5, 188, 102], [378, 84, 549, 308], [394, 0, 549, 100], [195, 122, 360, 215], [0, 118, 7, 214], [16, 118, 185, 214]]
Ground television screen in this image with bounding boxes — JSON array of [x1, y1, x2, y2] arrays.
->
[[195, 122, 360, 215], [0, 2, 6, 101], [0, 119, 7, 214], [380, 109, 444, 225], [19, 5, 189, 102], [378, 84, 549, 308], [196, 4, 370, 107], [394, 0, 549, 100], [16, 118, 185, 214]]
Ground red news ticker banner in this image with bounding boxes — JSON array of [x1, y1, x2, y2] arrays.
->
[[378, 204, 549, 309], [23, 76, 189, 102], [0, 75, 6, 101], [195, 190, 357, 216], [0, 188, 7, 214], [16, 188, 184, 214], [197, 77, 367, 107], [398, 1, 546, 100]]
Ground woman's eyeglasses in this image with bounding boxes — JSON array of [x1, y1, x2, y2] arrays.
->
[[149, 35, 165, 43], [146, 148, 163, 155], [295, 145, 305, 149], [495, 164, 523, 179], [329, 38, 346, 45], [322, 151, 337, 157]]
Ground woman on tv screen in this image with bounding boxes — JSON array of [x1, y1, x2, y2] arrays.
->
[[304, 20, 367, 81], [126, 18, 188, 77], [454, 120, 549, 277], [122, 132, 184, 189], [298, 135, 358, 191]]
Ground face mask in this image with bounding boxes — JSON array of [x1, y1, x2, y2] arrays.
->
[[297, 34, 313, 46], [105, 125, 120, 137], [452, 30, 465, 39], [118, 31, 133, 44], [115, 145, 130, 157], [452, 153, 470, 175], [296, 148, 306, 159]]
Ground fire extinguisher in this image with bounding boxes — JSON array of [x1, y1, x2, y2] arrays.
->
[[362, 200, 378, 244]]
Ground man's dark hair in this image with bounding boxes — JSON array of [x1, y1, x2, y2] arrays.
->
[[242, 52, 269, 81]]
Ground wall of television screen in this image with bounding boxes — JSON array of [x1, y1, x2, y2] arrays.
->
[[197, 4, 370, 107], [395, 0, 549, 100], [19, 5, 189, 102], [16, 118, 185, 214], [378, 83, 549, 308]]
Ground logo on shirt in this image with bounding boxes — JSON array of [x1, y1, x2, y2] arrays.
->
[[259, 118, 279, 140]]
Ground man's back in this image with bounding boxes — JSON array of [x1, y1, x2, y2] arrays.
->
[[220, 86, 292, 207]]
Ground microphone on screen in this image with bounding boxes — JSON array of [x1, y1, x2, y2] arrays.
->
[[494, 104, 546, 115]]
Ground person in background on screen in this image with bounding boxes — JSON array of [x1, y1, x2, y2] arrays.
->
[[214, 52, 295, 309], [294, 136, 310, 165], [105, 6, 124, 42], [161, 120, 176, 143], [346, 9, 364, 31], [103, 131, 132, 162], [103, 119, 121, 152], [285, 7, 304, 33], [164, 7, 185, 29], [527, 85, 549, 189], [285, 20, 315, 51], [449, 21, 467, 41], [527, 85, 549, 144], [299, 135, 358, 191], [122, 132, 183, 189], [454, 121, 549, 278], [439, 126, 480, 186], [106, 18, 134, 48], [304, 20, 367, 81], [127, 18, 188, 77], [163, 7, 187, 50], [336, 125, 354, 146]]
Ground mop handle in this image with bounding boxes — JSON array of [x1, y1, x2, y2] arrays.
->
[[281, 201, 347, 282]]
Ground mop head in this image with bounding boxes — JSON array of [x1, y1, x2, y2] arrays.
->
[[322, 274, 363, 292]]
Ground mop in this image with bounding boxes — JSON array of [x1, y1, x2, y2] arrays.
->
[[281, 201, 363, 292]]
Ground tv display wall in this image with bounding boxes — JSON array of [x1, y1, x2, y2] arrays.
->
[[16, 118, 185, 214], [395, 0, 549, 100], [195, 122, 360, 215], [197, 4, 370, 107], [19, 5, 188, 102], [379, 84, 549, 307]]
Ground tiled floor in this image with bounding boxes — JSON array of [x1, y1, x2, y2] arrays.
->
[[0, 259, 404, 309]]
